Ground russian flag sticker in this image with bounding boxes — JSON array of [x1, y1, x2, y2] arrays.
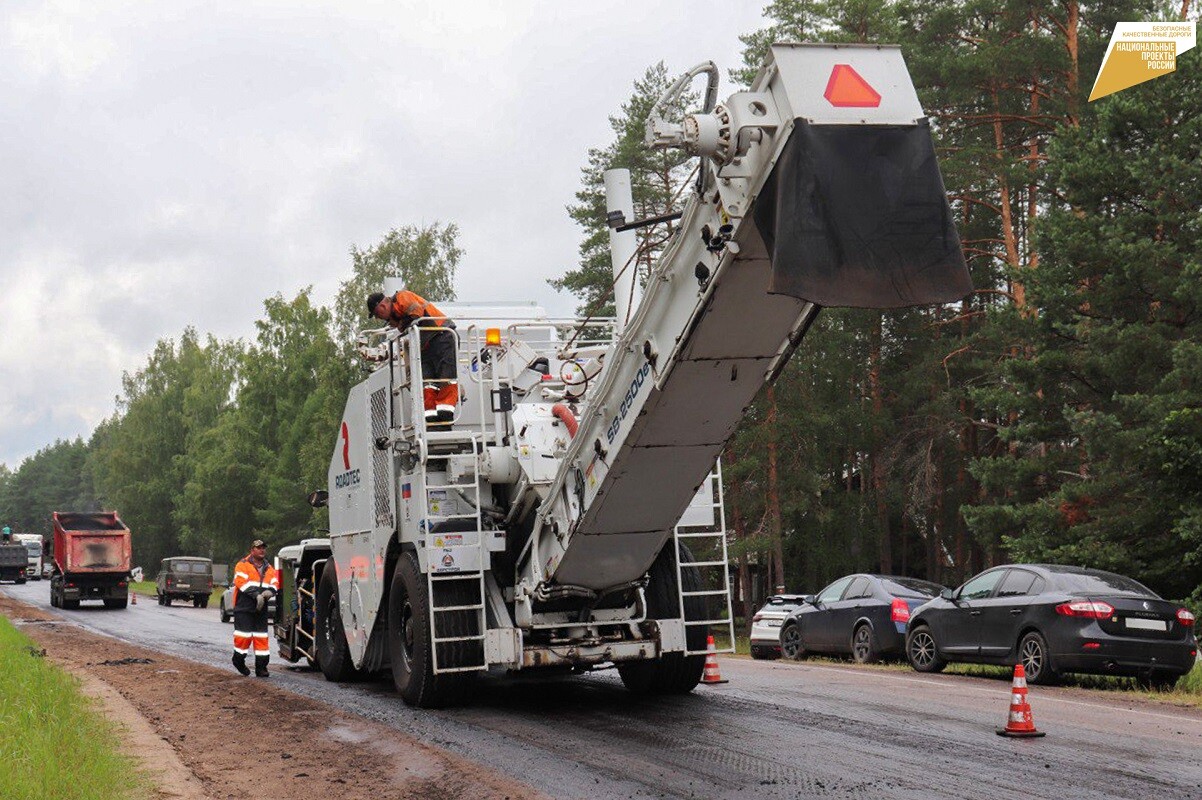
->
[[401, 483, 412, 499]]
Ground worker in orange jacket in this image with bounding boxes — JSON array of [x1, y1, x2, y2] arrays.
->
[[368, 288, 458, 425], [231, 539, 280, 677]]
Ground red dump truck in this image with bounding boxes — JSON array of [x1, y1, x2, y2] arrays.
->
[[49, 512, 132, 609]]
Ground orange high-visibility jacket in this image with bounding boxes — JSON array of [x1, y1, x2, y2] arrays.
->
[[232, 557, 280, 611], [387, 291, 455, 341]]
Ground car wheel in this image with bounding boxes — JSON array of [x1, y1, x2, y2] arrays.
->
[[780, 623, 806, 660], [220, 600, 231, 624], [1018, 631, 1057, 685], [906, 625, 946, 673], [164, 595, 172, 607], [750, 646, 767, 660], [200, 595, 209, 609], [851, 623, 877, 664]]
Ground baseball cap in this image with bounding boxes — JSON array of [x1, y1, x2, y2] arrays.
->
[[251, 539, 266, 548]]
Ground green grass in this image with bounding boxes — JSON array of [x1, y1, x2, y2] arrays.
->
[[128, 580, 222, 605], [0, 616, 151, 800], [941, 658, 1202, 707]]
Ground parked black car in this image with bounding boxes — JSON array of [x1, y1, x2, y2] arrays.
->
[[905, 564, 1198, 688], [779, 574, 946, 663]]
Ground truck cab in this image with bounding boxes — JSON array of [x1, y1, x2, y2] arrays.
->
[[155, 557, 214, 607], [14, 534, 43, 580]]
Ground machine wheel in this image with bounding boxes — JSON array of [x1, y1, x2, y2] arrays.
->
[[387, 552, 475, 708], [16, 577, 25, 585], [617, 542, 707, 695], [164, 594, 173, 607], [1018, 631, 1058, 685], [851, 623, 877, 664], [199, 595, 209, 609], [220, 599, 232, 624], [905, 625, 946, 673], [103, 598, 128, 609], [315, 563, 363, 682], [50, 585, 60, 608], [780, 623, 806, 660], [62, 599, 80, 610]]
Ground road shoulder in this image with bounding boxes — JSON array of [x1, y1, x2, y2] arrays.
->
[[0, 594, 544, 800]]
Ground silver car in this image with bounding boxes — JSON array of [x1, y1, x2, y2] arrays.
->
[[750, 595, 807, 659]]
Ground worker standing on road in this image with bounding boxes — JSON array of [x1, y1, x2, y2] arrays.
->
[[367, 288, 458, 425], [231, 539, 279, 677]]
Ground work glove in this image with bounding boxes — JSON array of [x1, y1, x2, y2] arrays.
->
[[255, 592, 268, 612]]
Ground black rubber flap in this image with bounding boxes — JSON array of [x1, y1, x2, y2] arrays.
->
[[753, 120, 972, 308]]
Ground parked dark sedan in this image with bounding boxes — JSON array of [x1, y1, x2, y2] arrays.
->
[[779, 574, 946, 663], [905, 564, 1198, 687]]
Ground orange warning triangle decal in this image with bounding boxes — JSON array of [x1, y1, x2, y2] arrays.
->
[[824, 64, 881, 108]]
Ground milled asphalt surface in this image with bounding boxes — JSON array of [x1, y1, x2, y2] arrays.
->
[[5, 580, 1201, 799]]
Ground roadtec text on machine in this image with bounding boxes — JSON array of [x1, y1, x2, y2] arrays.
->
[[313, 44, 972, 707]]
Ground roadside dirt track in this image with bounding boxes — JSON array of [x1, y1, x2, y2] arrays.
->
[[0, 594, 542, 800]]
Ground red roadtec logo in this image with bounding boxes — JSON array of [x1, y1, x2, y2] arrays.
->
[[335, 421, 360, 489], [341, 421, 351, 469]]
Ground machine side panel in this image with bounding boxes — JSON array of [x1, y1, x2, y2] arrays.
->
[[327, 370, 396, 664]]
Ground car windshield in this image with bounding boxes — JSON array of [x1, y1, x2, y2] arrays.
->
[[174, 562, 209, 574], [880, 578, 942, 598], [1051, 570, 1156, 597]]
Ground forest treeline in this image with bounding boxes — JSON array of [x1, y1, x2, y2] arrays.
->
[[0, 223, 461, 569], [2, 1, 1199, 614]]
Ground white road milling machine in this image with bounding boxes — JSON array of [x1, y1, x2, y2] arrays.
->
[[313, 44, 972, 707]]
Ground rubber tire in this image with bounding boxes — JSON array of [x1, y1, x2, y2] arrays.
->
[[780, 623, 806, 660], [1018, 631, 1058, 685], [906, 625, 947, 673], [315, 563, 363, 682], [16, 578, 25, 585], [164, 595, 172, 607], [617, 542, 707, 695], [851, 623, 878, 664], [199, 595, 209, 609], [220, 600, 231, 624], [103, 598, 128, 609], [387, 552, 475, 708], [62, 599, 80, 610]]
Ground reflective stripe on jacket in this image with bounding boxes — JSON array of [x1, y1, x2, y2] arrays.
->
[[232, 557, 279, 611]]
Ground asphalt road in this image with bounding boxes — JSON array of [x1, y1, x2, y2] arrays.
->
[[5, 580, 1202, 800]]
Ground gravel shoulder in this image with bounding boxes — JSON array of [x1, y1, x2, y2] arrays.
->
[[0, 594, 542, 800]]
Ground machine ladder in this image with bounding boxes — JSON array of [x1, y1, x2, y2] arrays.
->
[[420, 430, 488, 675], [674, 465, 735, 655]]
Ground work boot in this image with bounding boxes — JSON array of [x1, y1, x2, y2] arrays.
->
[[254, 655, 270, 678], [232, 653, 250, 676]]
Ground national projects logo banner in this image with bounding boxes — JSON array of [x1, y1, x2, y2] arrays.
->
[[1089, 21, 1196, 102]]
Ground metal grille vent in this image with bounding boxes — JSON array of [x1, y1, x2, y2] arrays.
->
[[370, 388, 393, 528]]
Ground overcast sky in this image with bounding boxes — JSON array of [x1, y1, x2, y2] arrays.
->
[[0, 0, 769, 468]]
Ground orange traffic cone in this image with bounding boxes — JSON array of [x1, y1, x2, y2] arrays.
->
[[700, 635, 729, 685], [130, 590, 136, 605], [996, 662, 1045, 738]]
